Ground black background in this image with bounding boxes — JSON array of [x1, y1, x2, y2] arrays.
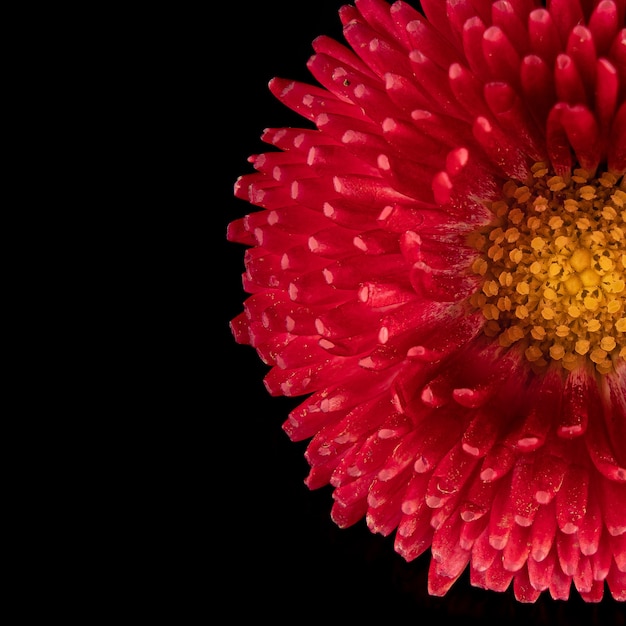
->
[[215, 1, 624, 623]]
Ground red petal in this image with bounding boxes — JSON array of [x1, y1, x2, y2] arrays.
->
[[600, 479, 626, 536], [548, 0, 585, 43], [426, 442, 480, 509], [555, 465, 589, 534], [595, 58, 619, 137], [528, 548, 557, 591], [462, 16, 489, 81], [529, 500, 558, 563], [503, 523, 532, 572], [482, 25, 522, 88], [588, 0, 621, 56], [472, 115, 531, 179], [561, 104, 601, 174], [556, 530, 580, 577], [431, 514, 471, 578], [566, 26, 597, 98], [409, 49, 467, 119], [528, 8, 561, 67], [608, 102, 626, 175], [606, 563, 626, 601], [521, 54, 557, 128]]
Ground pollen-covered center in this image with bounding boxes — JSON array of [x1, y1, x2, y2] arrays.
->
[[468, 162, 626, 374]]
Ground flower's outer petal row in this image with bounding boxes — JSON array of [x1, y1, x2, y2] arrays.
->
[[228, 0, 626, 602], [321, 359, 626, 602]]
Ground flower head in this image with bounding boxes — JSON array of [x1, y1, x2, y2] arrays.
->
[[228, 0, 626, 602]]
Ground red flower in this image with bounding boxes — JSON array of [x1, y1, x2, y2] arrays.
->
[[227, 0, 625, 602]]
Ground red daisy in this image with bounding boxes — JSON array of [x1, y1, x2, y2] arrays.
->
[[227, 0, 626, 603]]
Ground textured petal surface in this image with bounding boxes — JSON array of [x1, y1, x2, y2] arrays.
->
[[228, 0, 626, 603]]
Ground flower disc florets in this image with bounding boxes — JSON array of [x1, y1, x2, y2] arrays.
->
[[470, 164, 626, 374]]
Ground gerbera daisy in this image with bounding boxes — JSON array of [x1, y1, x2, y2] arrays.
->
[[227, 0, 626, 603]]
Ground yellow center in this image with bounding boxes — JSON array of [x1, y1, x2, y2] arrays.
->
[[468, 162, 626, 374]]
